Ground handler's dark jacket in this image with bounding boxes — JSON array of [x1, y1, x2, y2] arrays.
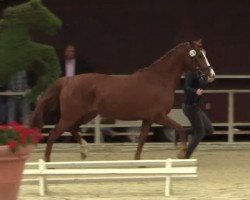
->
[[183, 71, 208, 106]]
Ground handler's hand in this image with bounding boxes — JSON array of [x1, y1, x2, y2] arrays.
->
[[196, 88, 203, 96]]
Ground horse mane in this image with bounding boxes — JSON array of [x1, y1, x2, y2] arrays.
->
[[135, 42, 190, 73]]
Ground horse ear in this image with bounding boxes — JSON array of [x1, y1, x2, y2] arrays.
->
[[190, 39, 202, 48], [31, 0, 42, 2], [193, 39, 203, 47]]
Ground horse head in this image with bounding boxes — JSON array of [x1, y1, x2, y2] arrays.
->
[[185, 39, 216, 82], [3, 0, 62, 35]]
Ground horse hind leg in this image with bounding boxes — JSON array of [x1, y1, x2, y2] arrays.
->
[[80, 138, 88, 160], [135, 120, 152, 160], [71, 130, 89, 160], [44, 123, 64, 162], [44, 120, 78, 162], [71, 111, 97, 160]]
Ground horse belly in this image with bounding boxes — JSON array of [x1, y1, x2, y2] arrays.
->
[[97, 93, 165, 121], [92, 75, 173, 120]]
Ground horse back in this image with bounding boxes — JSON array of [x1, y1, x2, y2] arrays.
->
[[64, 73, 173, 120]]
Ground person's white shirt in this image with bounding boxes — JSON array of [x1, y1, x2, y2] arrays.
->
[[65, 59, 76, 77]]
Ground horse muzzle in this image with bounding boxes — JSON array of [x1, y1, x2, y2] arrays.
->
[[207, 67, 216, 82]]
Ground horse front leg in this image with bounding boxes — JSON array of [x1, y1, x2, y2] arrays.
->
[[135, 120, 152, 160], [154, 115, 188, 159]]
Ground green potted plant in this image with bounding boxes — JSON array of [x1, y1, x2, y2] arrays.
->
[[0, 122, 43, 200], [0, 0, 62, 102]]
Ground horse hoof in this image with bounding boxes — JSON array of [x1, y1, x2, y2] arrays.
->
[[81, 152, 87, 160], [134, 155, 141, 160], [177, 150, 186, 159]]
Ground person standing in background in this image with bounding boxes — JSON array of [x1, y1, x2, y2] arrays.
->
[[7, 70, 32, 125], [60, 44, 93, 77], [0, 86, 7, 125]]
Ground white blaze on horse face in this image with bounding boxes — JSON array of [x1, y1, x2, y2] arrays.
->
[[201, 49, 210, 66], [201, 49, 216, 82]]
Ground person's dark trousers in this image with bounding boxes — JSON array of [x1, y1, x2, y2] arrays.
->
[[0, 96, 7, 124], [182, 104, 214, 158]]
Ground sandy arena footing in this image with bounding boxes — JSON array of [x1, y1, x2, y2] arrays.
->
[[19, 142, 250, 200]]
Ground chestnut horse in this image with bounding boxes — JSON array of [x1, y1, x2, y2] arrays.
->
[[30, 39, 215, 162]]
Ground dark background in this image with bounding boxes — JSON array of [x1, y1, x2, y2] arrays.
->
[[1, 0, 250, 124], [1, 0, 250, 74]]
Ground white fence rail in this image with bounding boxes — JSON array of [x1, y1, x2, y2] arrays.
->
[[1, 89, 250, 143], [23, 158, 197, 197]]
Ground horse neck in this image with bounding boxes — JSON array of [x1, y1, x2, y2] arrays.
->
[[0, 19, 30, 44], [146, 46, 187, 91]]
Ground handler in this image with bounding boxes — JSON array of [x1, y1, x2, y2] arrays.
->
[[182, 70, 215, 158]]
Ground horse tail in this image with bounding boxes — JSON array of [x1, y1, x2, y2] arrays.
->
[[30, 78, 63, 129]]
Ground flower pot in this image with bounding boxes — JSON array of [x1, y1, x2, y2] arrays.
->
[[0, 145, 33, 200]]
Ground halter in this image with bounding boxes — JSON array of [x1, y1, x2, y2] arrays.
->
[[188, 49, 211, 79]]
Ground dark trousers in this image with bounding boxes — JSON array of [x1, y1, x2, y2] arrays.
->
[[182, 104, 214, 158], [0, 96, 7, 124]]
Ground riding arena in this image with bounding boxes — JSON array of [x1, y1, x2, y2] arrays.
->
[[0, 1, 250, 200]]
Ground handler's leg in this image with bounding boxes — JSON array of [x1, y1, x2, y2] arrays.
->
[[201, 111, 214, 136], [183, 105, 205, 158]]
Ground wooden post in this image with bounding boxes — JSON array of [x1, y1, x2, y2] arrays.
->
[[94, 115, 102, 144], [165, 159, 172, 196], [228, 91, 234, 143], [38, 159, 47, 196]]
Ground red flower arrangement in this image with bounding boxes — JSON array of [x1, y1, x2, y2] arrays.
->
[[0, 122, 43, 152]]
